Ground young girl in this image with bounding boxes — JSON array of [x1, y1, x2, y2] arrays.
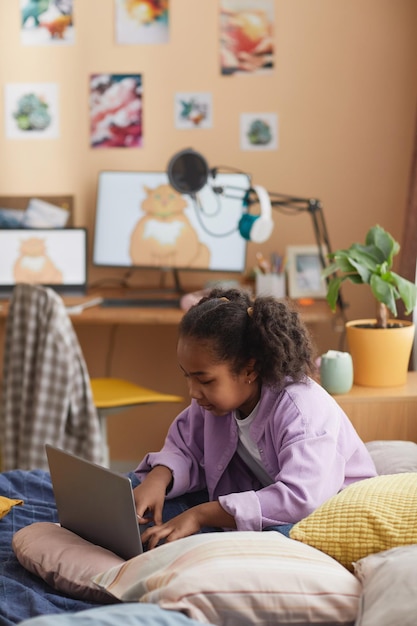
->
[[133, 287, 377, 549]]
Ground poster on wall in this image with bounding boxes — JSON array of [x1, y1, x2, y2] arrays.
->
[[115, 0, 169, 44], [220, 0, 274, 75], [174, 92, 213, 129], [89, 74, 143, 149], [20, 0, 74, 46], [240, 112, 278, 150], [4, 83, 60, 140]]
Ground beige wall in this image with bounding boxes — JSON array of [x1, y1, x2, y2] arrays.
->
[[1, 1, 417, 465]]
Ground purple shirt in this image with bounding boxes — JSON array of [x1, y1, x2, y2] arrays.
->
[[135, 378, 377, 530]]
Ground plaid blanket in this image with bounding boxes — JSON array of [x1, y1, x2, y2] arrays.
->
[[0, 284, 102, 470]]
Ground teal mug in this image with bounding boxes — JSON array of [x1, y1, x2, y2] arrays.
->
[[320, 351, 353, 395]]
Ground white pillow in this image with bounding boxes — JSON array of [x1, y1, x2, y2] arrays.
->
[[366, 440, 417, 475], [93, 531, 360, 626], [353, 544, 417, 626]]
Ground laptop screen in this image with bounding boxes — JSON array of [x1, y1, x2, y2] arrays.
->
[[46, 445, 143, 560], [0, 228, 87, 298]]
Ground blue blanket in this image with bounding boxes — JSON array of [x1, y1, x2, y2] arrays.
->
[[0, 469, 105, 625], [0, 470, 209, 626]]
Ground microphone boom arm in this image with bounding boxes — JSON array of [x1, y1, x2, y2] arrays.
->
[[245, 189, 346, 312], [166, 149, 346, 311]]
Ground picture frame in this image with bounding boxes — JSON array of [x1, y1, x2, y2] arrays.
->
[[4, 82, 60, 139], [286, 245, 327, 299]]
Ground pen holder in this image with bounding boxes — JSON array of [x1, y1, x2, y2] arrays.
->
[[320, 351, 354, 395], [256, 273, 286, 299]]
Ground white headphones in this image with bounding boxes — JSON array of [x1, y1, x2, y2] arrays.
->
[[238, 185, 274, 243]]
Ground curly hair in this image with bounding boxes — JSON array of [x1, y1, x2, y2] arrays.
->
[[179, 287, 317, 387]]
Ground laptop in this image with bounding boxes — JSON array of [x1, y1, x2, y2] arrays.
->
[[0, 228, 88, 299], [45, 444, 143, 560]]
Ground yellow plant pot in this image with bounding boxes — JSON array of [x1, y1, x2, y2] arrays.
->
[[346, 319, 415, 387]]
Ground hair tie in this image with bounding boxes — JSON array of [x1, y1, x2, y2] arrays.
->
[[247, 306, 253, 317]]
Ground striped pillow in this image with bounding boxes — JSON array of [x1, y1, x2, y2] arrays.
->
[[93, 531, 360, 625]]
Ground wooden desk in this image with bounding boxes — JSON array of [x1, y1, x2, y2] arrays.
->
[[0, 290, 335, 464], [334, 372, 417, 442], [0, 291, 334, 327], [0, 291, 182, 326]]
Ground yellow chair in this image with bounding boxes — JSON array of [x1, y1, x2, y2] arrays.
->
[[90, 378, 184, 467]]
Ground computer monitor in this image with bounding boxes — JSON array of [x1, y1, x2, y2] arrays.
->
[[92, 171, 249, 286], [0, 228, 87, 298]]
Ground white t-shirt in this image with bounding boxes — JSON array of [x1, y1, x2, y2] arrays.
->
[[233, 404, 273, 487]]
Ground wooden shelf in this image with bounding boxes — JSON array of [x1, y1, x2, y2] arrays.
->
[[333, 372, 417, 442]]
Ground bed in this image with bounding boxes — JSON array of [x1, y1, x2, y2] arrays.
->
[[0, 468, 106, 625], [0, 469, 212, 626], [1, 441, 417, 626]]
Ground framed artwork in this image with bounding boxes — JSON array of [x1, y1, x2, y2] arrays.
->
[[220, 0, 274, 75], [4, 83, 59, 139], [115, 0, 169, 44], [89, 74, 142, 148], [20, 0, 74, 46], [286, 245, 327, 299], [240, 112, 278, 150], [174, 92, 213, 129]]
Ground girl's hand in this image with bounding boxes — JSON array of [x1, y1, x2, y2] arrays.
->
[[141, 501, 237, 549], [141, 508, 201, 549], [133, 465, 172, 526]]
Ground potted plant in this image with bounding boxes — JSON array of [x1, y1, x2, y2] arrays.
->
[[322, 224, 417, 387]]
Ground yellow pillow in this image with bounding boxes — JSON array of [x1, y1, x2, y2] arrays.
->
[[0, 496, 23, 518], [290, 473, 417, 571]]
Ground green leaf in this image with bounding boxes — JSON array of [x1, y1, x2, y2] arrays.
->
[[366, 225, 399, 268], [348, 245, 382, 270], [323, 225, 412, 318], [321, 261, 339, 278], [391, 272, 417, 315], [347, 257, 371, 283], [370, 275, 398, 316], [334, 250, 356, 265], [326, 276, 344, 311], [321, 256, 353, 278]]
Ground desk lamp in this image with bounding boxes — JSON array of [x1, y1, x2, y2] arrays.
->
[[167, 148, 335, 284]]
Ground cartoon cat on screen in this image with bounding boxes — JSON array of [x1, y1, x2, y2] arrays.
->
[[129, 184, 210, 268], [14, 236, 63, 284]]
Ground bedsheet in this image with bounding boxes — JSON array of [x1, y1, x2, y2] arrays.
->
[[0, 469, 108, 626], [19, 604, 208, 626]]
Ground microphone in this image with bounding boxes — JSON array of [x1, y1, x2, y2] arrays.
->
[[167, 148, 209, 194], [167, 149, 274, 244]]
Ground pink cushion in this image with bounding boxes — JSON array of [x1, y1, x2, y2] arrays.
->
[[12, 522, 124, 602]]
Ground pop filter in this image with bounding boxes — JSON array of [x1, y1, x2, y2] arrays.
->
[[167, 148, 209, 194]]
